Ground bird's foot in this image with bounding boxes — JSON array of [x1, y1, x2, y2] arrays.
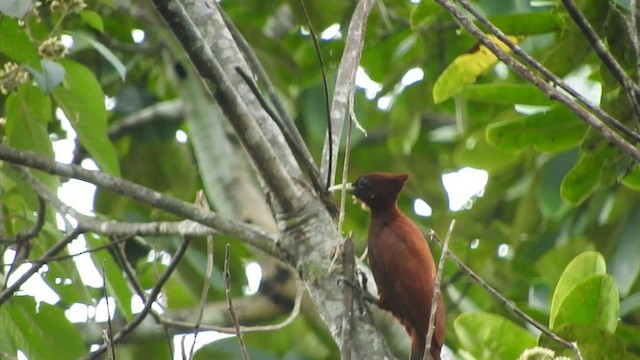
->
[[337, 275, 378, 314]]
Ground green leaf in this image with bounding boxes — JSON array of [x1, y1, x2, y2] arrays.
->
[[560, 146, 616, 205], [0, 18, 40, 67], [85, 234, 134, 321], [550, 251, 606, 329], [621, 165, 640, 191], [80, 10, 105, 33], [458, 84, 553, 105], [454, 312, 536, 360], [27, 59, 66, 94], [486, 105, 587, 152], [0, 296, 86, 360], [53, 60, 120, 176], [542, 0, 608, 75], [69, 32, 126, 81], [5, 85, 59, 192], [484, 12, 564, 35], [540, 324, 627, 359], [553, 274, 619, 333], [433, 35, 522, 103]]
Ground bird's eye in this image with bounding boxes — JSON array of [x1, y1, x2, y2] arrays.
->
[[356, 177, 371, 189]]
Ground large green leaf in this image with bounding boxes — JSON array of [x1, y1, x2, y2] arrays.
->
[[433, 35, 521, 103], [5, 84, 58, 193], [486, 105, 587, 152], [53, 60, 120, 176], [0, 296, 86, 359], [550, 251, 606, 329], [0, 18, 40, 67], [540, 324, 627, 359], [552, 274, 619, 333], [454, 312, 536, 360], [5, 84, 53, 157]]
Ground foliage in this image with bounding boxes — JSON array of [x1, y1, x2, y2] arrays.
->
[[1, 0, 640, 359]]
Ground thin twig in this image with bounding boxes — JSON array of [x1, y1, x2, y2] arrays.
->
[[632, 0, 640, 78], [109, 236, 174, 357], [424, 220, 454, 359], [341, 233, 355, 360], [0, 227, 84, 306], [224, 244, 250, 360], [329, 92, 357, 272], [101, 262, 117, 360], [2, 196, 46, 291], [188, 235, 213, 359], [298, 0, 332, 190], [455, 0, 640, 143], [337, 95, 356, 234], [433, 0, 640, 162], [426, 230, 583, 360], [16, 235, 133, 264], [561, 0, 640, 122], [162, 282, 304, 334], [84, 236, 192, 360]]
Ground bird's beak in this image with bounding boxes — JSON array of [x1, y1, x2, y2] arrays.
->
[[328, 182, 354, 193]]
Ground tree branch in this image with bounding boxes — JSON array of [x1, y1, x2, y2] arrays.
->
[[427, 230, 583, 360], [456, 0, 640, 143], [561, 0, 640, 121], [0, 228, 84, 306], [320, 0, 376, 186], [152, 0, 305, 214], [434, 0, 640, 162], [85, 235, 191, 359], [0, 145, 281, 259]]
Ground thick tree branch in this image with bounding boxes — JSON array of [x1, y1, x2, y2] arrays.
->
[[215, 2, 324, 198], [150, 1, 400, 358], [434, 0, 640, 162], [0, 145, 281, 259], [321, 0, 376, 186], [153, 0, 305, 215]]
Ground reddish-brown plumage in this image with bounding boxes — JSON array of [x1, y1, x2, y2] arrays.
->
[[351, 172, 444, 360]]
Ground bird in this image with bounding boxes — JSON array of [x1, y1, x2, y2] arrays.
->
[[342, 172, 444, 360]]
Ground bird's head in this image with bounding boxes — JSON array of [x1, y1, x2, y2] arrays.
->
[[330, 172, 409, 212]]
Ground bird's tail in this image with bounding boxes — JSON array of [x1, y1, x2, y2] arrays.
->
[[410, 331, 441, 360]]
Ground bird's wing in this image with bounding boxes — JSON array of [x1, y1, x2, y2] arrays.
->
[[379, 216, 437, 335]]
